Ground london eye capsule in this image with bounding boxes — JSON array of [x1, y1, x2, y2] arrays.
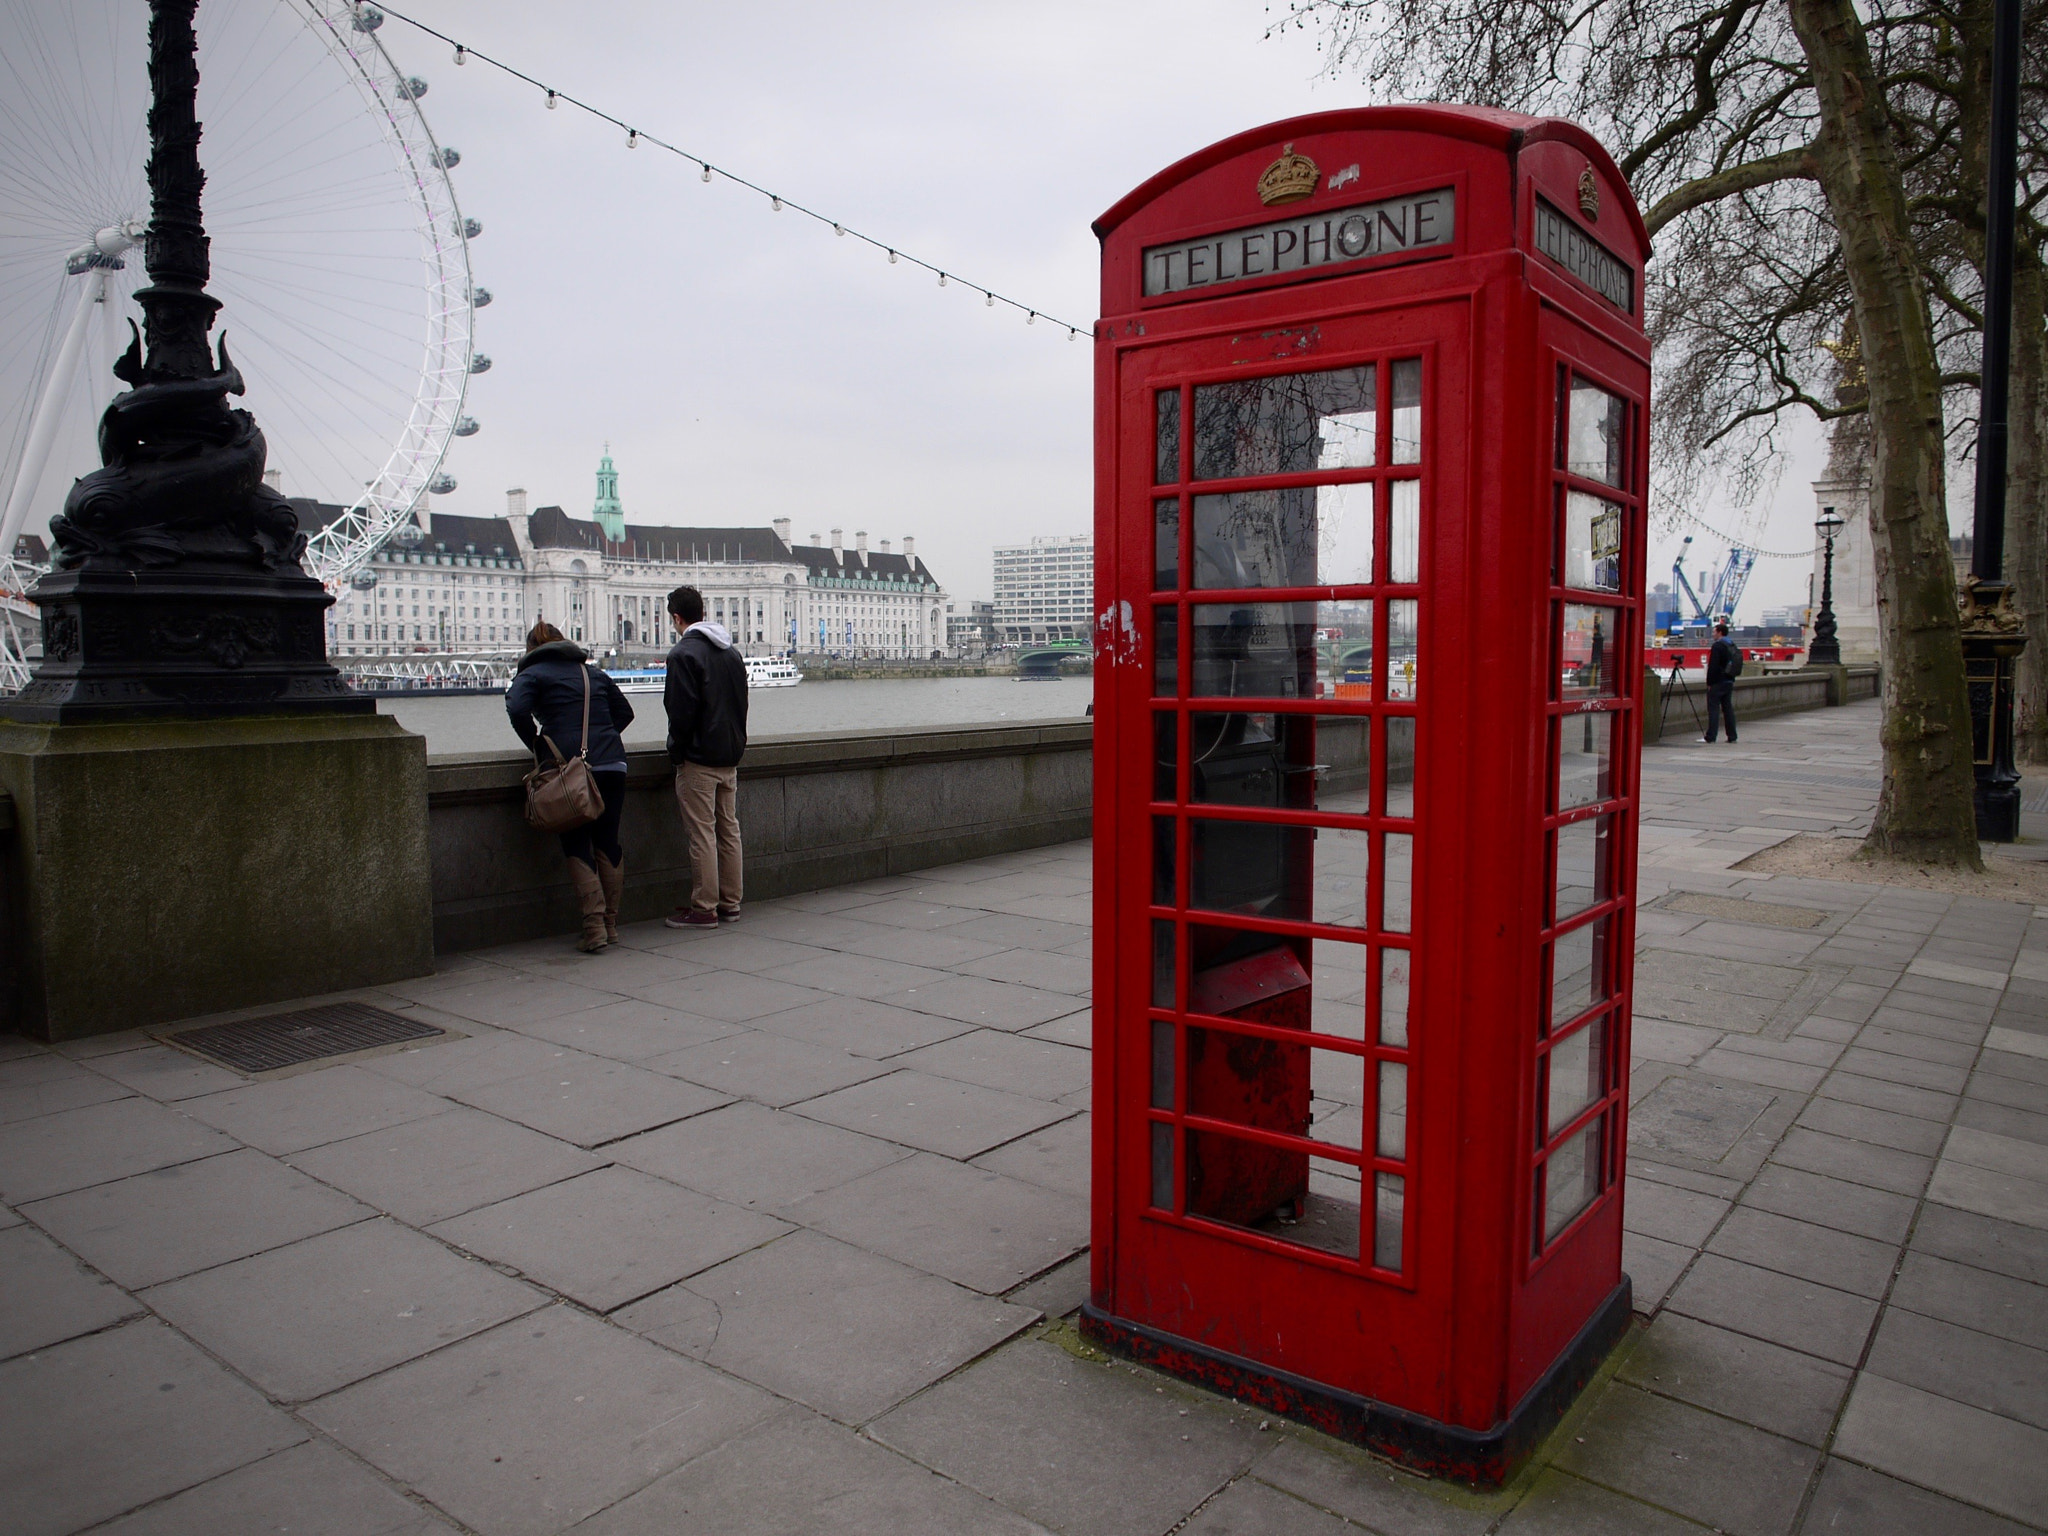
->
[[392, 522, 425, 547], [469, 285, 492, 308], [428, 473, 457, 494], [453, 416, 480, 437], [457, 217, 482, 239], [351, 5, 384, 31], [468, 353, 491, 373], [436, 146, 460, 169], [398, 76, 428, 101], [349, 569, 378, 589]]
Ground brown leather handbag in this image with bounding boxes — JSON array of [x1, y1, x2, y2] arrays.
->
[[523, 664, 604, 832]]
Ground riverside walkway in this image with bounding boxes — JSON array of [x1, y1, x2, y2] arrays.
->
[[4, 697, 2046, 1535]]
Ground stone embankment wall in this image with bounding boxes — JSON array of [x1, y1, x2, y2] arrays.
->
[[425, 722, 1091, 951], [1641, 664, 1878, 741]]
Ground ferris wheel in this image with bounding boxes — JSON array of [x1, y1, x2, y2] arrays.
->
[[0, 0, 486, 685]]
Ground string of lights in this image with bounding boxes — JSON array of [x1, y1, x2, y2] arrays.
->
[[1663, 506, 1813, 559], [362, 3, 1093, 341]]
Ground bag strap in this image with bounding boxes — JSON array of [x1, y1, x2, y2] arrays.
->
[[578, 663, 592, 759], [535, 733, 568, 768]]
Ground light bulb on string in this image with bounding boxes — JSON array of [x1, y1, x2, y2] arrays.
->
[[701, 163, 712, 182], [771, 196, 782, 211], [888, 250, 898, 264], [937, 272, 947, 287], [545, 89, 557, 109], [452, 43, 466, 64], [985, 292, 993, 307], [627, 129, 639, 149], [833, 224, 844, 236], [1027, 311, 1036, 325], [1069, 329, 1079, 341]]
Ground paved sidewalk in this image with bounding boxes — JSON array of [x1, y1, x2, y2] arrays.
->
[[4, 698, 2047, 1534]]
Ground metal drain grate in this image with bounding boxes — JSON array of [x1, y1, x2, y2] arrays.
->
[[163, 1002, 444, 1074]]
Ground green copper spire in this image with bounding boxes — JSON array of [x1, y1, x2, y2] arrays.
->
[[592, 442, 625, 541]]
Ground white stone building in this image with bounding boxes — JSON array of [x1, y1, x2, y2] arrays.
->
[[319, 483, 945, 660], [993, 534, 1093, 644]]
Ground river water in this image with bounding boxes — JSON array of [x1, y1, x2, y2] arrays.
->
[[380, 674, 1096, 755]]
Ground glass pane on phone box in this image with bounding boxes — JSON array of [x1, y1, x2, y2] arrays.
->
[[1194, 491, 1314, 589], [1566, 375, 1625, 486], [1320, 599, 1374, 701], [1312, 826, 1373, 929], [1382, 832, 1413, 932], [1563, 491, 1623, 592], [1152, 919, 1176, 1008], [1155, 498, 1180, 590], [1377, 1060, 1408, 1158], [1384, 716, 1416, 816], [1153, 815, 1177, 906], [1379, 947, 1411, 1047], [1154, 710, 1178, 802], [1189, 712, 1367, 813], [1192, 365, 1376, 480], [1311, 1048, 1366, 1150], [1552, 814, 1611, 921], [1387, 600, 1420, 699], [1391, 359, 1422, 464], [1190, 818, 1314, 921], [1545, 1015, 1605, 1137], [1375, 1172, 1405, 1269], [1549, 916, 1609, 1027], [1153, 605, 1178, 698], [1389, 479, 1420, 583], [1150, 1121, 1174, 1209], [1186, 1127, 1360, 1258], [1542, 1113, 1605, 1243], [1317, 482, 1374, 586], [1192, 602, 1312, 699], [1556, 711, 1613, 809], [1150, 1018, 1175, 1109], [1310, 937, 1369, 1039], [1560, 605, 1618, 699], [1156, 388, 1181, 485]]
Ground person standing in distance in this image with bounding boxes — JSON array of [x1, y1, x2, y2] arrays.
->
[[662, 585, 749, 927], [1703, 621, 1742, 744]]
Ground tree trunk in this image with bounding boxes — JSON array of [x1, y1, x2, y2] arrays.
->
[[2011, 247, 2048, 765], [1788, 0, 1983, 866]]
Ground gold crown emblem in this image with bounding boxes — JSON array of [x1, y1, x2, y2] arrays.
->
[[1257, 144, 1319, 207], [1578, 165, 1601, 221]]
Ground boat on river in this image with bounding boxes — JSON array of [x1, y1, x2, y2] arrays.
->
[[603, 655, 803, 693]]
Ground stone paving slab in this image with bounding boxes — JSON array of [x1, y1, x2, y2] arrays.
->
[[3, 700, 2047, 1533]]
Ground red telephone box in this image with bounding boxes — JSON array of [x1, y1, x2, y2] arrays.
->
[[1084, 106, 1649, 1484]]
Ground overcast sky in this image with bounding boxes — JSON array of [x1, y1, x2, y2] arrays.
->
[[10, 0, 1836, 615]]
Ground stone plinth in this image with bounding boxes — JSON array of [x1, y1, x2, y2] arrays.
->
[[0, 713, 432, 1040]]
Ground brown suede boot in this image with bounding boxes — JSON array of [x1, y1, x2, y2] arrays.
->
[[595, 853, 624, 944], [568, 859, 608, 952]]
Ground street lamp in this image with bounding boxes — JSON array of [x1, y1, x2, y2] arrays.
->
[[1809, 509, 1844, 667]]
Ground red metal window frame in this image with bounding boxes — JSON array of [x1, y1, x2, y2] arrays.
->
[[1138, 343, 1432, 1284]]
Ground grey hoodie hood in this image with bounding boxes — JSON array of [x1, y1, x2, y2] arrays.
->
[[684, 620, 733, 650]]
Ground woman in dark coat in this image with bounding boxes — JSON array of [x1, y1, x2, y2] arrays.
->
[[505, 622, 636, 951]]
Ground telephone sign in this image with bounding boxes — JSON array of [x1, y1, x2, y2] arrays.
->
[[1085, 106, 1652, 1484]]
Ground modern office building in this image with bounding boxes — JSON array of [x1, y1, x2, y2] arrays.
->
[[993, 534, 1093, 644]]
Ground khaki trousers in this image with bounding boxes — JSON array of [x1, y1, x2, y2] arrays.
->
[[676, 762, 742, 913]]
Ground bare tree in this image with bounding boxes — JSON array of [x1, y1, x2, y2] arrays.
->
[[1273, 0, 2042, 863]]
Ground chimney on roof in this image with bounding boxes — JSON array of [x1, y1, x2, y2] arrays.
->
[[855, 531, 867, 554], [507, 487, 528, 520], [810, 532, 822, 546], [831, 528, 842, 555], [773, 518, 791, 545], [263, 468, 282, 493], [902, 536, 915, 561], [880, 539, 891, 554]]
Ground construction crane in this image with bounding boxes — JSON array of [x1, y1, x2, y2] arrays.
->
[[1671, 536, 1757, 631]]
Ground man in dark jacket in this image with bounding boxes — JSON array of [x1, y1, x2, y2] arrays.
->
[[1703, 621, 1740, 744], [662, 585, 749, 927]]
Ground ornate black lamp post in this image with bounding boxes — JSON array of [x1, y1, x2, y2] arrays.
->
[[4, 0, 358, 721], [1809, 509, 1844, 668], [1958, 0, 2028, 842]]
